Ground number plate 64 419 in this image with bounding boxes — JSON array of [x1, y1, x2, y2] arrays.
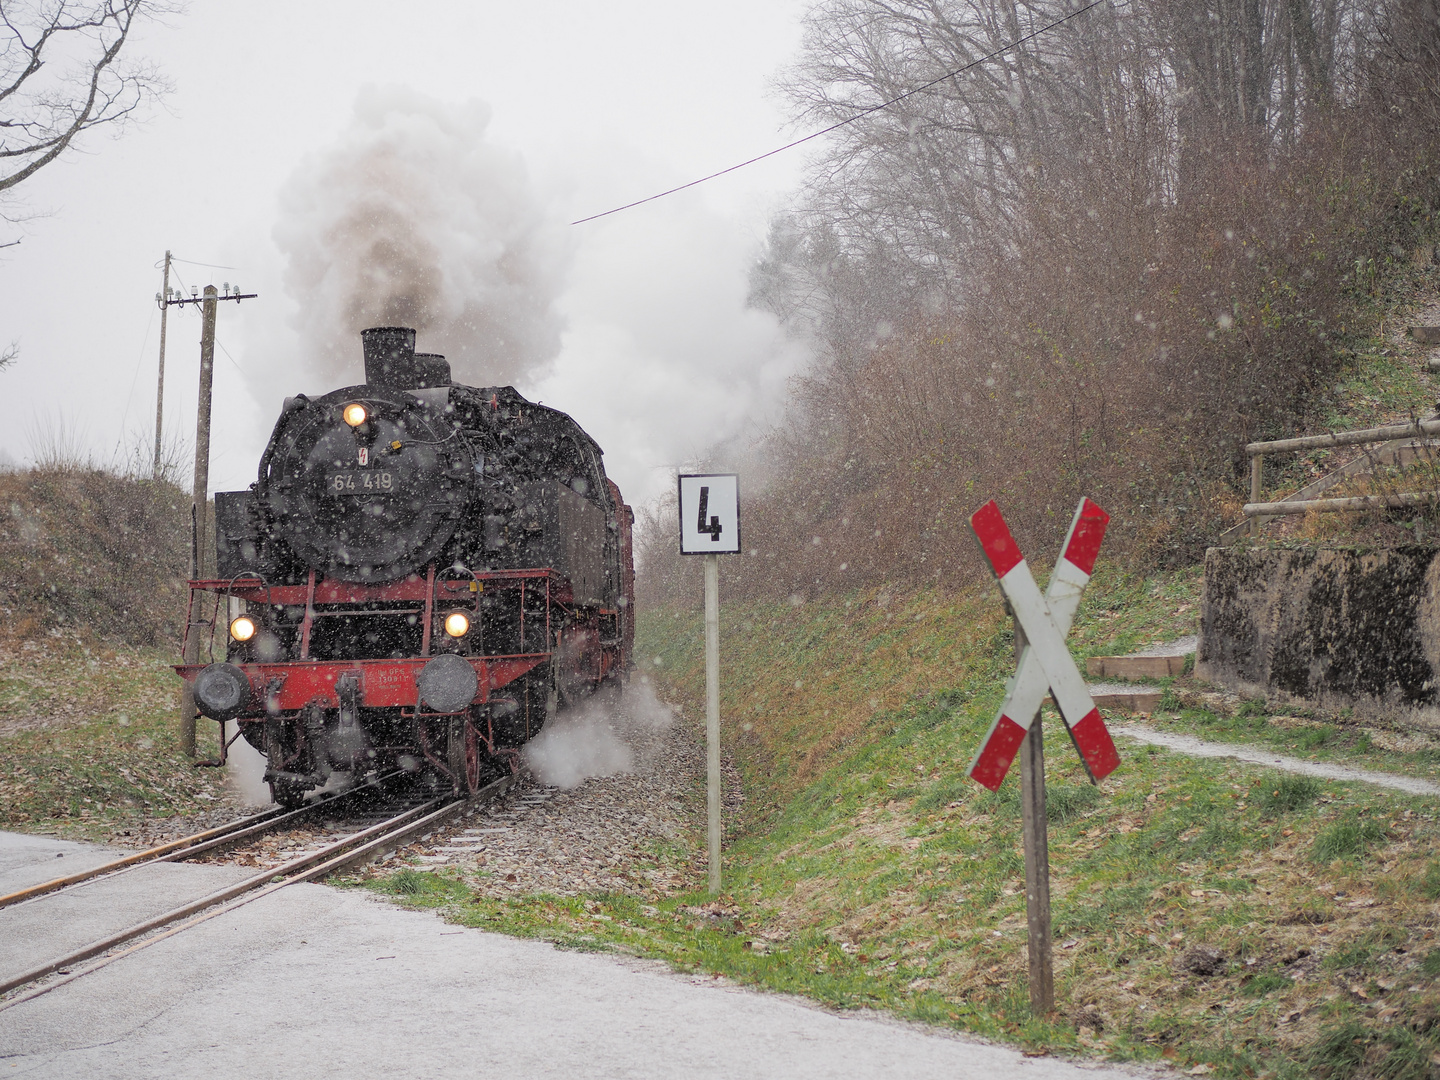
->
[[328, 471, 397, 495]]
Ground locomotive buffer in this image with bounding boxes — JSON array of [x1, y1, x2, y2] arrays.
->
[[678, 474, 741, 894]]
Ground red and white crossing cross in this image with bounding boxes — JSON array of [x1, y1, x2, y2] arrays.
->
[[966, 498, 1121, 791]]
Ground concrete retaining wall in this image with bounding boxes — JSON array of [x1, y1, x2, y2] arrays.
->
[[1197, 545, 1440, 732]]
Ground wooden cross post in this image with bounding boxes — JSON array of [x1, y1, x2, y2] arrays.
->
[[1015, 619, 1054, 1015]]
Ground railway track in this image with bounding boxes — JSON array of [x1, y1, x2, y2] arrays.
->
[[0, 773, 514, 1007], [0, 772, 404, 912]]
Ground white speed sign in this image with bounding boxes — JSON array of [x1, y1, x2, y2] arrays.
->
[[678, 473, 741, 555]]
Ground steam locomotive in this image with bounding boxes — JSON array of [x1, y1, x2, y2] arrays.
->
[[176, 327, 635, 807]]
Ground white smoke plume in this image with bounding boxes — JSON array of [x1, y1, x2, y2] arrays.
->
[[274, 85, 567, 388], [523, 678, 675, 789]]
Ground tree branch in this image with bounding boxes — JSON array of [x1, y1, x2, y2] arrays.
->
[[0, 1, 169, 198]]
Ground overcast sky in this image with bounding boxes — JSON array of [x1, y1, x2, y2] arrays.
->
[[0, 1, 812, 509]]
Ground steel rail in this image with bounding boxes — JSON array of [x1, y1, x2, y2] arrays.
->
[[0, 775, 511, 1003], [0, 772, 402, 911], [0, 805, 287, 910]]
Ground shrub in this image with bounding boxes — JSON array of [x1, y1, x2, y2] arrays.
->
[[0, 467, 189, 646]]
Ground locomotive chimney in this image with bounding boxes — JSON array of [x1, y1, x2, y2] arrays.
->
[[361, 327, 417, 388], [411, 353, 452, 389]]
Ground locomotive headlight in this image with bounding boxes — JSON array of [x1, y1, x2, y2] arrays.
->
[[342, 403, 368, 427], [229, 615, 257, 642], [443, 612, 470, 638]]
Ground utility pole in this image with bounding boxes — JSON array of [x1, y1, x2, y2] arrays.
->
[[171, 281, 257, 757], [152, 250, 171, 479], [192, 284, 218, 578]]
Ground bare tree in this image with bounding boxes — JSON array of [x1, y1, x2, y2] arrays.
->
[[1, 1, 169, 219]]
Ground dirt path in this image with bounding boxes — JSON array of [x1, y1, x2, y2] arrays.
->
[[1112, 723, 1440, 795]]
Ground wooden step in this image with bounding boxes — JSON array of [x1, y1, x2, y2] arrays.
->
[[1086, 654, 1185, 678], [1090, 688, 1162, 713]]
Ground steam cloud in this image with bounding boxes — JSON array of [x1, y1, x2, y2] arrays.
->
[[274, 86, 567, 387], [523, 678, 675, 789]]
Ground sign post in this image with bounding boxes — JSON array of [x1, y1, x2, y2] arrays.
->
[[678, 473, 741, 895], [966, 497, 1118, 1015], [1015, 620, 1053, 1013]]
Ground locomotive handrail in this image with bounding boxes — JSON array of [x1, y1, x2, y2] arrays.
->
[[226, 570, 272, 612], [184, 566, 562, 603], [298, 569, 317, 659], [434, 562, 485, 655], [420, 564, 436, 655]]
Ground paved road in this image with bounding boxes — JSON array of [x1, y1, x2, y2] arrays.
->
[[0, 832, 1153, 1079]]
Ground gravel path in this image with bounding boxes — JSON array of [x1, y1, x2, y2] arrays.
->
[[1112, 724, 1440, 795], [377, 678, 726, 897]]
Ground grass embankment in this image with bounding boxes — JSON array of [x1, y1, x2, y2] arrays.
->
[[367, 564, 1440, 1079], [0, 465, 226, 841], [0, 467, 189, 646], [0, 634, 227, 841]]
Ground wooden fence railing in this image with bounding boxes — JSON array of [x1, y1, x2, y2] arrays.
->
[[1219, 415, 1440, 543]]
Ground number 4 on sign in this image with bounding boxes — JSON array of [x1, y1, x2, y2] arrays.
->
[[967, 497, 1121, 791], [697, 487, 722, 541]]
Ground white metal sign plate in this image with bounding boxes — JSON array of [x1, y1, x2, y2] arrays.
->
[[678, 473, 741, 555]]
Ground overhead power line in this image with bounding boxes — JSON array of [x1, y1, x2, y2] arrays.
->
[[571, 0, 1105, 226], [154, 255, 239, 271]]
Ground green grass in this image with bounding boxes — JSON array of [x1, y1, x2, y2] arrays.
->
[[1044, 783, 1100, 823], [0, 635, 228, 840], [1305, 1021, 1375, 1080], [1312, 816, 1389, 863], [1241, 972, 1292, 996], [1259, 774, 1323, 814]]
